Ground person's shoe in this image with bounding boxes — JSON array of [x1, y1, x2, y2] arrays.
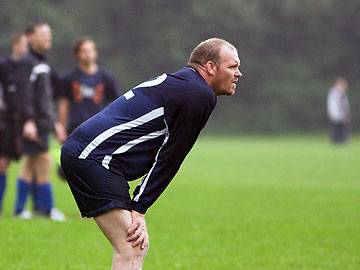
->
[[15, 210, 32, 219], [49, 208, 66, 222]]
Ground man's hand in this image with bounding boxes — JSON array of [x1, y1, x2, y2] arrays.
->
[[54, 122, 67, 143], [127, 210, 149, 250], [23, 120, 38, 141]]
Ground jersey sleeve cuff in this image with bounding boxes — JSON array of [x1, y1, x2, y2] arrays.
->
[[131, 201, 148, 214]]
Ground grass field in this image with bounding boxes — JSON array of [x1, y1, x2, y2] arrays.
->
[[0, 136, 359, 269]]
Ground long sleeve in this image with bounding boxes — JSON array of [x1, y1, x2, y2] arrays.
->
[[17, 59, 35, 121], [132, 91, 216, 214]]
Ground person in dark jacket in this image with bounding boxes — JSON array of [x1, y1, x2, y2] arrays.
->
[[14, 22, 65, 221], [0, 32, 28, 215], [61, 38, 242, 269]]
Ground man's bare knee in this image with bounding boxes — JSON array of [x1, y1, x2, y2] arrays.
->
[[19, 155, 35, 181], [113, 245, 147, 269], [34, 152, 52, 183]]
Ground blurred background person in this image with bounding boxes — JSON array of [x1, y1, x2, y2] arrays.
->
[[58, 37, 121, 136], [0, 32, 28, 215], [327, 77, 351, 144], [14, 22, 66, 220], [24, 25, 34, 44], [57, 37, 121, 179]]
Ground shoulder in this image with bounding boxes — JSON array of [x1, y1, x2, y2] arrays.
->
[[17, 54, 39, 74], [0, 58, 6, 73], [22, 53, 37, 65], [98, 66, 116, 81], [167, 68, 216, 104], [0, 56, 8, 66], [62, 68, 79, 80]]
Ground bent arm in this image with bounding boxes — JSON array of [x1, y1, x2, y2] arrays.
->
[[132, 92, 216, 214]]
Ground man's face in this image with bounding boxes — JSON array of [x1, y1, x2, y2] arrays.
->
[[77, 41, 97, 66], [13, 36, 28, 58], [211, 46, 242, 96], [32, 24, 52, 52]]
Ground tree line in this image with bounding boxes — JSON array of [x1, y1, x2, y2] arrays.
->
[[1, 0, 359, 133]]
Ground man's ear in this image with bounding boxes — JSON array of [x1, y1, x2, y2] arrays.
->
[[205, 61, 217, 76]]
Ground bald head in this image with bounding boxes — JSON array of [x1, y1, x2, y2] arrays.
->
[[187, 38, 242, 96], [187, 38, 237, 68]]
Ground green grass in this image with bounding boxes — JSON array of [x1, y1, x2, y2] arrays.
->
[[0, 136, 359, 269]]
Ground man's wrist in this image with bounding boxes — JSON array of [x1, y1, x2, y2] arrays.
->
[[131, 201, 147, 214]]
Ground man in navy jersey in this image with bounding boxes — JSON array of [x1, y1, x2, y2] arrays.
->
[[61, 38, 242, 269], [0, 32, 28, 214], [0, 32, 28, 212], [58, 37, 121, 135], [14, 23, 65, 221]]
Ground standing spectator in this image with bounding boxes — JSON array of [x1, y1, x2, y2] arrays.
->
[[14, 22, 65, 220], [0, 32, 28, 215], [57, 37, 121, 180], [327, 77, 351, 144], [58, 37, 121, 136]]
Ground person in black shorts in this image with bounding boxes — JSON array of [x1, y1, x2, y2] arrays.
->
[[0, 32, 28, 215], [14, 22, 66, 221], [61, 38, 242, 269]]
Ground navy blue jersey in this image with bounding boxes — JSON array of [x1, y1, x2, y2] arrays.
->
[[61, 67, 121, 133], [0, 56, 23, 123], [62, 67, 217, 213], [17, 49, 60, 131]]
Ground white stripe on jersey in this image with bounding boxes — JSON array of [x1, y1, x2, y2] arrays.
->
[[101, 128, 167, 169], [29, 63, 51, 82], [133, 119, 170, 202], [79, 107, 164, 159], [133, 73, 167, 89], [124, 90, 135, 100]]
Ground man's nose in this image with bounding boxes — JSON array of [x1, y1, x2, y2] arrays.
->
[[235, 68, 242, 78]]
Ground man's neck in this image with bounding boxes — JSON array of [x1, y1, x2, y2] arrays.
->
[[193, 66, 213, 88], [79, 62, 98, 75], [11, 52, 21, 61]]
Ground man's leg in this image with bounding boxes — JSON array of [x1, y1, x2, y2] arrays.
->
[[0, 158, 9, 213], [94, 209, 148, 270], [14, 155, 34, 215], [33, 152, 53, 214]]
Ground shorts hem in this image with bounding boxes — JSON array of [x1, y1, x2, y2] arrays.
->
[[81, 200, 132, 218]]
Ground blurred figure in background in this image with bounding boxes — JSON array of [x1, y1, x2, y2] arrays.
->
[[24, 26, 34, 44], [327, 77, 351, 144], [0, 32, 28, 215], [57, 37, 121, 180], [58, 37, 121, 136], [14, 22, 66, 220]]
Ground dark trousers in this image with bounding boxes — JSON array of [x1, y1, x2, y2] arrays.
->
[[330, 122, 350, 144]]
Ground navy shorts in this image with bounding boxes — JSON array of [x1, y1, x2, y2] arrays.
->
[[60, 151, 132, 218], [22, 130, 49, 155], [0, 123, 22, 160]]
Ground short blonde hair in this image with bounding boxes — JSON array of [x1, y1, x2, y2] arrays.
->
[[187, 38, 236, 68]]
